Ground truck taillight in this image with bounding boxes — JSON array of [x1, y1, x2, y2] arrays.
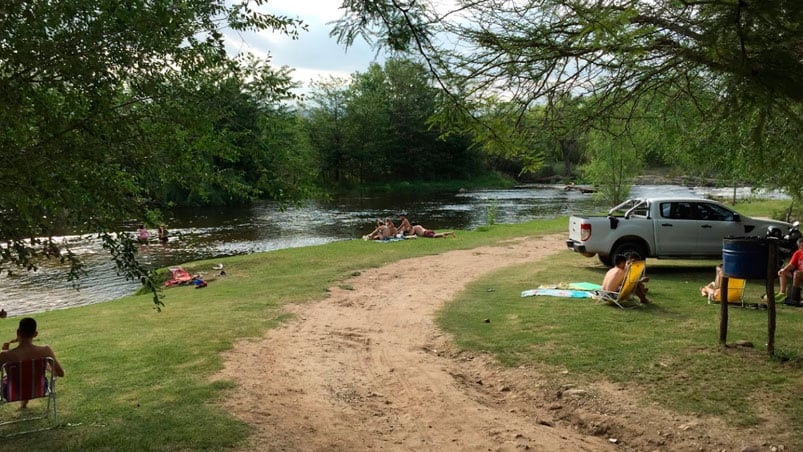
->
[[580, 223, 591, 241]]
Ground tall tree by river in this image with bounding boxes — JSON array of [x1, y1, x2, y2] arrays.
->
[[0, 1, 313, 306]]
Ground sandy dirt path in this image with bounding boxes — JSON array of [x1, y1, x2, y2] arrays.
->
[[215, 235, 778, 452]]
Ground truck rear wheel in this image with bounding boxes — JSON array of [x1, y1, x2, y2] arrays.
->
[[611, 241, 647, 262], [598, 254, 613, 267]]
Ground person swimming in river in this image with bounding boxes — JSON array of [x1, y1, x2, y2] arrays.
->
[[157, 224, 169, 244], [136, 224, 150, 244]]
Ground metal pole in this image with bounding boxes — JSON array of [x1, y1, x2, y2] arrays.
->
[[767, 241, 777, 356], [719, 275, 729, 345]]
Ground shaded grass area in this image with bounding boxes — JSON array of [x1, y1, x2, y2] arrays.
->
[[437, 251, 803, 441], [0, 218, 564, 450]]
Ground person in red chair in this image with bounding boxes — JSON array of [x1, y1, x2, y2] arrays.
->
[[0, 317, 64, 408]]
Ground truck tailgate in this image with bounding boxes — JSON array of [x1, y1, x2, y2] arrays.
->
[[568, 216, 587, 242]]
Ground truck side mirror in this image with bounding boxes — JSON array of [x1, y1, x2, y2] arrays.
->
[[733, 214, 741, 222]]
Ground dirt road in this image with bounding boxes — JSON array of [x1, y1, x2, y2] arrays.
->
[[215, 235, 774, 451]]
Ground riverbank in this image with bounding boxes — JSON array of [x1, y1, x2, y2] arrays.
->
[[0, 219, 562, 449], [2, 207, 800, 450]]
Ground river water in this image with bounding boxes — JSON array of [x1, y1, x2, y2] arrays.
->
[[0, 184, 788, 315]]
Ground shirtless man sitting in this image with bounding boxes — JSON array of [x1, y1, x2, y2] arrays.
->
[[1, 317, 65, 408], [601, 254, 649, 303]]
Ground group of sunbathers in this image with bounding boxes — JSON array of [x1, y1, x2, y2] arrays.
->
[[363, 216, 455, 241]]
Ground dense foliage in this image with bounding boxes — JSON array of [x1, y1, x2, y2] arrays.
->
[[333, 0, 803, 201], [303, 58, 485, 186], [0, 0, 310, 306]]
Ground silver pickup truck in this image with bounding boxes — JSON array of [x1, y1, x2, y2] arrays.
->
[[566, 197, 790, 266]]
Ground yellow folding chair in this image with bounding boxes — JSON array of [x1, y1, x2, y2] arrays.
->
[[594, 260, 646, 309], [707, 277, 746, 306]]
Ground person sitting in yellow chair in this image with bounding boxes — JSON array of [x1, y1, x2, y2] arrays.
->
[[602, 254, 650, 304]]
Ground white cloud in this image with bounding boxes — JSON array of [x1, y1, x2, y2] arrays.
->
[[268, 0, 343, 22], [224, 0, 387, 93]]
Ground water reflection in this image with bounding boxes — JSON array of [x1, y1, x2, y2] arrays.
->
[[0, 184, 788, 315]]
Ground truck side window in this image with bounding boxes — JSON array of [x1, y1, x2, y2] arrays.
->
[[695, 203, 712, 220], [669, 202, 694, 220], [697, 203, 734, 221], [660, 203, 671, 218]]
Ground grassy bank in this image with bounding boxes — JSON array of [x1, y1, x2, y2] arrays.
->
[[2, 198, 801, 449], [0, 218, 563, 450], [438, 254, 803, 435], [436, 200, 803, 447]]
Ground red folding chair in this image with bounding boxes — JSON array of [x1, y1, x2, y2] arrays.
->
[[0, 357, 58, 435]]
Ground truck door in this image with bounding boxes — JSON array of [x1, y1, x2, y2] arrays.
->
[[693, 202, 743, 255], [654, 201, 699, 255]]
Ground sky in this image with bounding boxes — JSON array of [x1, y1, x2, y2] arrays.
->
[[224, 1, 387, 92]]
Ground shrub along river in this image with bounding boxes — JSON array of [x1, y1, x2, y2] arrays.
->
[[0, 184, 788, 315]]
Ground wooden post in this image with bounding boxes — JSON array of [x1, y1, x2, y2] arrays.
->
[[766, 241, 777, 356], [719, 275, 729, 345]]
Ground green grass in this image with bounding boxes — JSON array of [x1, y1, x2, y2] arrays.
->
[[437, 251, 803, 442], [722, 198, 799, 221], [0, 218, 563, 450], [3, 207, 802, 449]]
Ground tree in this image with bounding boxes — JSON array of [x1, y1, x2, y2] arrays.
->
[[584, 128, 645, 205], [304, 58, 483, 185], [0, 0, 306, 308], [304, 77, 356, 184], [333, 0, 803, 199]]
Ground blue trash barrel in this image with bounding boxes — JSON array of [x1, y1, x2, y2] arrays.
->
[[722, 237, 769, 279]]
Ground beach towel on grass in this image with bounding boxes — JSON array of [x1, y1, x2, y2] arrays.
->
[[567, 282, 602, 291], [521, 289, 594, 298], [375, 237, 408, 243], [522, 282, 601, 298]]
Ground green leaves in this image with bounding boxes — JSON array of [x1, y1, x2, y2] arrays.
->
[[304, 58, 483, 185], [335, 0, 803, 203], [0, 1, 308, 307]]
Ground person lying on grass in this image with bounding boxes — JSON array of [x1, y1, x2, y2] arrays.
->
[[410, 224, 455, 238]]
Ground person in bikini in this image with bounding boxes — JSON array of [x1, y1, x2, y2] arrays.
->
[[1, 317, 65, 408]]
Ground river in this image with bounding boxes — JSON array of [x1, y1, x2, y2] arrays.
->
[[0, 184, 788, 315]]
